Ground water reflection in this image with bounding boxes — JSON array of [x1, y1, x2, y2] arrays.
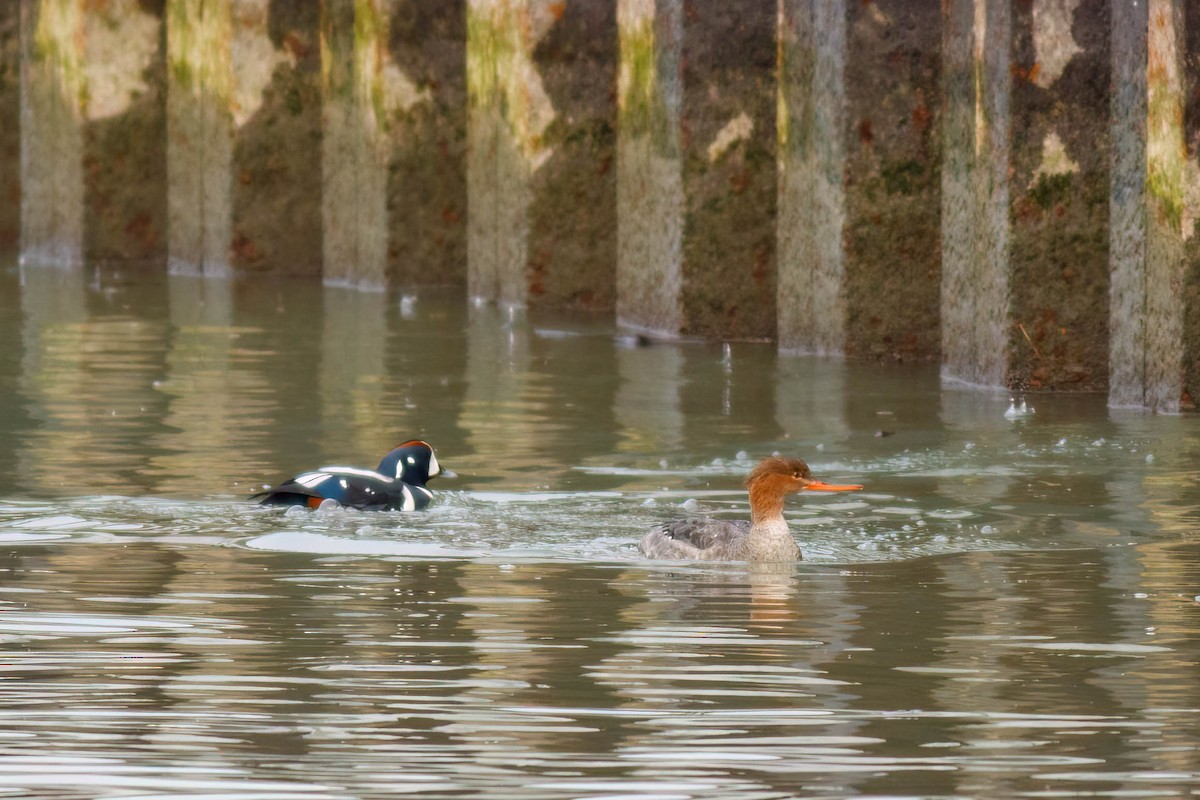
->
[[2, 264, 1200, 796]]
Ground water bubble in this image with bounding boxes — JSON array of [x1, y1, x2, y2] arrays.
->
[[964, 442, 975, 450], [399, 294, 417, 319], [680, 498, 699, 511], [736, 450, 749, 461], [642, 498, 657, 507], [1145, 453, 1155, 464], [816, 443, 825, 451], [980, 525, 996, 534]]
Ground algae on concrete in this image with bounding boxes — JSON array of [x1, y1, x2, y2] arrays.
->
[[466, 0, 557, 304], [21, 0, 86, 266], [615, 0, 682, 334]]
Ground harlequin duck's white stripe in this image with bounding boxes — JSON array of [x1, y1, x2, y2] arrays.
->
[[400, 484, 416, 512], [317, 466, 393, 482], [295, 472, 332, 488], [428, 452, 440, 477], [413, 486, 432, 499]]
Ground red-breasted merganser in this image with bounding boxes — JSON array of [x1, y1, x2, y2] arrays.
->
[[639, 456, 862, 561], [252, 440, 454, 511]]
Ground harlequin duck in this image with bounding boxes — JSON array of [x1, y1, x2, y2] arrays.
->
[[252, 440, 454, 511]]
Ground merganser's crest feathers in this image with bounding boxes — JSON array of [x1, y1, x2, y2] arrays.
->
[[745, 456, 811, 487], [252, 441, 451, 511]]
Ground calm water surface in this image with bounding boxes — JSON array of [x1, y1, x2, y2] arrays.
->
[[1, 264, 1199, 798]]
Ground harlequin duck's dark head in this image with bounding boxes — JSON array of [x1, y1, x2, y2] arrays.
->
[[376, 440, 454, 486]]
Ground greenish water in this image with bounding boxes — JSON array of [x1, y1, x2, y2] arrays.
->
[[1, 264, 1199, 798]]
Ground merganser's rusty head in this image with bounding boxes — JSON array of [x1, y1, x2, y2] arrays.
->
[[745, 457, 861, 523]]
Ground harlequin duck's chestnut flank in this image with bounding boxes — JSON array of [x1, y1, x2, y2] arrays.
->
[[252, 440, 454, 511], [639, 456, 862, 562]]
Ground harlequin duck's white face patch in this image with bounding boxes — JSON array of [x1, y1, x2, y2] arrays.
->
[[428, 451, 440, 477]]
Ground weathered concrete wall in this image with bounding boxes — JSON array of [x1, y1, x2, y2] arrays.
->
[[83, 0, 167, 266], [229, 2, 323, 276], [387, 0, 467, 287], [10, 0, 1200, 412], [617, 0, 774, 339], [779, 0, 941, 359], [20, 0, 166, 268], [842, 0, 941, 362], [1185, 3, 1200, 411], [0, 4, 18, 261], [1008, 0, 1109, 392], [679, 3, 776, 340], [528, 0, 617, 310]]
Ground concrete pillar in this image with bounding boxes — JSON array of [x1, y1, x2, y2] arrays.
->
[[387, 1, 467, 287], [615, 0, 682, 334], [166, 0, 234, 276], [466, 0, 554, 305], [940, 0, 1011, 389], [0, 4, 18, 261], [778, 0, 942, 359], [616, 0, 776, 339], [19, 0, 166, 269], [778, 0, 845, 354], [321, 0, 388, 289], [1110, 0, 1189, 412], [20, 0, 88, 266]]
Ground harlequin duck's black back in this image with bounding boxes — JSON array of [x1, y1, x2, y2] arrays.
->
[[251, 440, 452, 511]]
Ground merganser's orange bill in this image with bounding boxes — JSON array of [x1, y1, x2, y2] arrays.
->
[[806, 481, 863, 492]]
